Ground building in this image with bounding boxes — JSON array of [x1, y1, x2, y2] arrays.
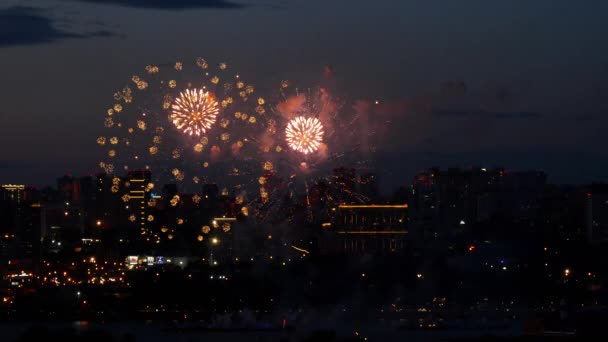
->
[[201, 184, 219, 211], [409, 168, 546, 237], [322, 204, 409, 254], [125, 170, 152, 233], [0, 185, 42, 262], [1, 184, 37, 204], [586, 183, 608, 243]]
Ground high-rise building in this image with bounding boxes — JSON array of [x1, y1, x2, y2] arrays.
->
[[201, 184, 219, 211], [586, 183, 608, 243], [1, 184, 37, 204], [94, 173, 119, 230], [57, 174, 80, 204], [78, 175, 96, 235], [409, 168, 546, 236], [0, 184, 42, 261], [125, 170, 152, 233]]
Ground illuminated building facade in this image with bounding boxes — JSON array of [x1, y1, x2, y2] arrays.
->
[[324, 204, 409, 254], [1, 184, 29, 204], [126, 170, 152, 233]]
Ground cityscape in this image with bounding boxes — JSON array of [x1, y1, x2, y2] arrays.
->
[[1, 167, 607, 340], [2, 0, 608, 341]]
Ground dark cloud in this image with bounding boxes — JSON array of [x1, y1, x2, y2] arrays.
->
[[572, 114, 594, 122], [71, 0, 245, 9], [432, 109, 543, 119], [0, 6, 115, 47], [440, 80, 467, 98], [0, 160, 32, 169]]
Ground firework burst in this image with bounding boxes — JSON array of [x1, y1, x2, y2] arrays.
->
[[285, 116, 324, 154], [170, 88, 219, 136]]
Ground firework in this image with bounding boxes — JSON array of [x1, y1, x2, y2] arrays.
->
[[285, 116, 324, 154], [170, 88, 219, 136]]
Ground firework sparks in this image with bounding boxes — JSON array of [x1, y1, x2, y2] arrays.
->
[[285, 116, 324, 154], [170, 88, 219, 136]]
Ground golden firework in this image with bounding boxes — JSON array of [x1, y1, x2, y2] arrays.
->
[[170, 195, 180, 207], [285, 116, 324, 154], [170, 88, 219, 136], [192, 194, 201, 203], [137, 120, 146, 130]]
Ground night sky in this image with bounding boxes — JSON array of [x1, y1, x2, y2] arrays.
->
[[1, 0, 607, 192]]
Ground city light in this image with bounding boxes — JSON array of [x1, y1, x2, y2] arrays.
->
[[338, 204, 408, 209]]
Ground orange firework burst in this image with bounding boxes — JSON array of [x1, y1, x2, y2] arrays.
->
[[170, 88, 219, 136], [285, 116, 324, 154]]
